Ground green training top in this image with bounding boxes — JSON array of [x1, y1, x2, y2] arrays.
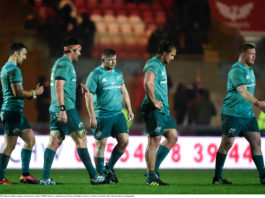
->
[[1, 62, 24, 112], [140, 56, 169, 115], [86, 66, 124, 118], [49, 56, 76, 112], [221, 61, 256, 118]]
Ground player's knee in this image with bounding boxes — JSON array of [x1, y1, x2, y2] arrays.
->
[[220, 142, 233, 153], [171, 132, 178, 143], [26, 137, 35, 149], [48, 137, 61, 149], [166, 130, 178, 144], [250, 139, 261, 151], [119, 139, 129, 150]]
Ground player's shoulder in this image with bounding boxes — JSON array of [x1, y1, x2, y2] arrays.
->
[[113, 68, 122, 74], [229, 62, 244, 72], [57, 57, 73, 68], [4, 62, 20, 73], [92, 66, 104, 75], [145, 57, 161, 68]]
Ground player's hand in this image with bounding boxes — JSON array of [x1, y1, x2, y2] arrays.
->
[[80, 83, 89, 94], [90, 117, 97, 128], [35, 83, 44, 96], [154, 101, 163, 110], [128, 111, 134, 122], [60, 111, 67, 124], [258, 101, 265, 112]]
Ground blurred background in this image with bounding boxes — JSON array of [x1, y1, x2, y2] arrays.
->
[[0, 0, 265, 137]]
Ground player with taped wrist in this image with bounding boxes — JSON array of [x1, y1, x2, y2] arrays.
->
[[213, 43, 265, 185], [0, 42, 44, 185]]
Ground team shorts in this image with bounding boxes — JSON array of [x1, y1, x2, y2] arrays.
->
[[0, 111, 30, 136], [142, 110, 176, 137], [221, 114, 259, 137], [49, 108, 84, 135], [91, 112, 128, 140]]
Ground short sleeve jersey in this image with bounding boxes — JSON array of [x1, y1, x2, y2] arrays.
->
[[140, 57, 169, 114], [1, 62, 24, 112], [49, 56, 76, 112], [86, 66, 124, 118], [221, 61, 256, 118]]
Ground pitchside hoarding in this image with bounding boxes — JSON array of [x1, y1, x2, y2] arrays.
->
[[0, 135, 263, 169]]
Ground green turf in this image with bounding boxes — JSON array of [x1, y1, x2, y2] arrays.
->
[[0, 169, 265, 194]]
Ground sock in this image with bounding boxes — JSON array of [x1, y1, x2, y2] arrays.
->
[[252, 155, 265, 178], [0, 153, 10, 180], [94, 157, 104, 175], [155, 145, 169, 173], [214, 152, 227, 179], [21, 148, 32, 175], [106, 147, 123, 169], [77, 148, 97, 178], [42, 148, 55, 179]]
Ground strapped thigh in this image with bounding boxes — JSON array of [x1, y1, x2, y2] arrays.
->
[[50, 130, 65, 142], [70, 130, 87, 140]]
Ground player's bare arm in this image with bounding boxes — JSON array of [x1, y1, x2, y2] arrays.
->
[[80, 83, 89, 94], [121, 84, 134, 121], [11, 82, 44, 99], [237, 85, 265, 111], [85, 92, 97, 128], [144, 70, 163, 110], [55, 79, 67, 123]]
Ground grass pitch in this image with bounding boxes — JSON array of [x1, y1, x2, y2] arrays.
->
[[0, 169, 265, 194]]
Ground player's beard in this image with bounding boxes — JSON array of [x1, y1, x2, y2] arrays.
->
[[105, 64, 115, 71], [246, 59, 255, 67], [17, 59, 23, 66], [163, 59, 169, 65]]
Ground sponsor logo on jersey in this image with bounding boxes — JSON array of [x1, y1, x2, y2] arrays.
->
[[103, 85, 121, 90], [155, 126, 162, 133], [228, 128, 235, 136], [102, 78, 107, 83], [117, 75, 122, 81]]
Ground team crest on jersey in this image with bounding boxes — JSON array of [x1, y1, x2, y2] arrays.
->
[[246, 75, 250, 80], [13, 128, 20, 134], [96, 130, 103, 138], [228, 128, 235, 136], [79, 122, 83, 128], [117, 75, 122, 81], [161, 71, 165, 76], [155, 126, 162, 133]]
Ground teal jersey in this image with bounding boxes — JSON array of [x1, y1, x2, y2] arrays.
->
[[221, 61, 256, 118], [86, 66, 124, 118], [140, 57, 169, 114], [49, 56, 77, 112], [1, 62, 24, 112]]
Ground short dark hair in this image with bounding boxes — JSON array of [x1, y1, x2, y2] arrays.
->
[[9, 42, 27, 55], [239, 43, 255, 54], [63, 38, 80, 53], [157, 40, 176, 54], [102, 48, 116, 58]]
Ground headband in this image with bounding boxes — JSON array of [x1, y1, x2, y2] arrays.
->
[[63, 45, 81, 51]]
